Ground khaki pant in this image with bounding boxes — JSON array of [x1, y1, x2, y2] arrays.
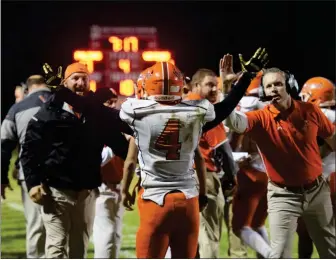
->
[[21, 181, 46, 258], [224, 196, 248, 258], [268, 178, 336, 258], [198, 172, 225, 258], [93, 187, 124, 258], [41, 186, 97, 258]]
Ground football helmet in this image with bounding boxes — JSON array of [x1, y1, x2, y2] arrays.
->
[[300, 77, 335, 107], [136, 62, 184, 104]]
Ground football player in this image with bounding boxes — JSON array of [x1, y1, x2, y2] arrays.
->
[[297, 76, 336, 258], [119, 60, 257, 258]]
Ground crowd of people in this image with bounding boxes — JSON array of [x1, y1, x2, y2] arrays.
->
[[1, 47, 335, 259]]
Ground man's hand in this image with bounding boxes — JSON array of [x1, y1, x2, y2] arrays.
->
[[199, 194, 208, 212], [221, 175, 237, 198], [121, 189, 136, 211], [29, 184, 47, 205], [42, 63, 63, 89], [219, 54, 239, 94], [239, 47, 269, 73], [1, 184, 13, 200]]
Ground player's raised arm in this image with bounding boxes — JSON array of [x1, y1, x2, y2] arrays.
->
[[203, 48, 269, 133]]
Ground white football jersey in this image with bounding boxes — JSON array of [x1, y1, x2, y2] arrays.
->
[[120, 98, 215, 206], [235, 96, 266, 173], [321, 108, 335, 178]]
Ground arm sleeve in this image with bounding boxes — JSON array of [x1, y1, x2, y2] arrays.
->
[[53, 87, 90, 112], [1, 108, 19, 185], [20, 116, 46, 191], [55, 87, 134, 135], [202, 72, 252, 133], [225, 110, 249, 134], [104, 132, 130, 161], [102, 107, 134, 136]]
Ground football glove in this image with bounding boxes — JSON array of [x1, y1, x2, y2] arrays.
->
[[239, 47, 269, 73], [42, 63, 63, 90]]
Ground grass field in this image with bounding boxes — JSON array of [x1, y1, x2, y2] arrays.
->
[[1, 153, 318, 258]]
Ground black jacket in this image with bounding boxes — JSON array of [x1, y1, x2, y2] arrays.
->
[[20, 95, 129, 192]]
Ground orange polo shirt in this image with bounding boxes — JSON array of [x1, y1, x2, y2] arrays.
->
[[245, 99, 335, 186], [199, 123, 227, 172]]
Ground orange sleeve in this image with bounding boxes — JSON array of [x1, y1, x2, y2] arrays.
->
[[245, 110, 264, 134], [314, 105, 335, 138], [203, 124, 226, 148]]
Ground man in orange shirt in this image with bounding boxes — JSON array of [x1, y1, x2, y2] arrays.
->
[[225, 67, 336, 258]]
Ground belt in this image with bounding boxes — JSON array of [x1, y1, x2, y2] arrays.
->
[[270, 175, 323, 193]]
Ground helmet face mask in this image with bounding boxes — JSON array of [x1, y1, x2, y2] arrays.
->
[[136, 62, 184, 104], [300, 77, 335, 107]]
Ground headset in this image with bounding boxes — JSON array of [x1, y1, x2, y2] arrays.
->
[[259, 69, 300, 101]]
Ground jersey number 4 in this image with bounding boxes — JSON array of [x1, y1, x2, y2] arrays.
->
[[155, 119, 181, 160]]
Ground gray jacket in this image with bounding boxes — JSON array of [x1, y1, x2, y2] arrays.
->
[[1, 87, 51, 184]]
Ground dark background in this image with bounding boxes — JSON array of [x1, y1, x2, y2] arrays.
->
[[2, 1, 335, 119]]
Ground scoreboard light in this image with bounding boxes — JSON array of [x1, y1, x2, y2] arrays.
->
[[142, 51, 172, 62], [118, 59, 131, 73], [89, 80, 97, 92], [119, 79, 134, 96], [73, 50, 103, 73]]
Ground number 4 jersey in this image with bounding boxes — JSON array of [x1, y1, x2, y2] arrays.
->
[[120, 98, 215, 205]]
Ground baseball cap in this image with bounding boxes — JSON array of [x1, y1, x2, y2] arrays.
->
[[61, 62, 89, 84]]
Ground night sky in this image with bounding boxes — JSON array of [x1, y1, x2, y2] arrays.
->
[[2, 1, 335, 119]]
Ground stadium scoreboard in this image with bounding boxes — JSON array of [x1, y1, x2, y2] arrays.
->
[[73, 26, 174, 97]]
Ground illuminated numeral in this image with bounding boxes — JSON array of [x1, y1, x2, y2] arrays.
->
[[155, 119, 181, 160], [73, 50, 103, 73], [118, 59, 131, 73], [108, 36, 139, 52], [119, 79, 135, 96], [142, 51, 172, 62], [124, 36, 138, 52], [89, 80, 97, 92], [108, 36, 123, 52]]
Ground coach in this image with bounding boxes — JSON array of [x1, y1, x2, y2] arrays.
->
[[225, 67, 336, 258], [20, 63, 129, 258]]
